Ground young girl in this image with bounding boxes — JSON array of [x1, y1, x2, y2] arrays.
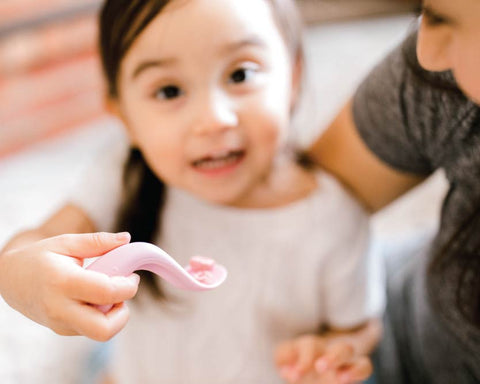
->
[[0, 0, 383, 382]]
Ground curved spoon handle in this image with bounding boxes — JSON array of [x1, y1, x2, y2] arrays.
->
[[86, 242, 227, 312]]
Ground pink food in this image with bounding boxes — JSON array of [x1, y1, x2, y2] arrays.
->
[[186, 255, 216, 284]]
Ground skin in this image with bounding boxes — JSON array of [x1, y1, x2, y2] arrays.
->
[[1, 0, 379, 382], [111, 0, 315, 208], [0, 216, 139, 342], [275, 321, 381, 384], [417, 0, 480, 104]]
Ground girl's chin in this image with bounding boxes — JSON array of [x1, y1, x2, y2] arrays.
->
[[189, 187, 247, 207]]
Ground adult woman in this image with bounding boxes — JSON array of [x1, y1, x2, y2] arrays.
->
[[308, 0, 480, 382]]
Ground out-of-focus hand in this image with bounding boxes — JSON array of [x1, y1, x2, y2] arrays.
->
[[0, 232, 139, 341], [275, 334, 373, 384]]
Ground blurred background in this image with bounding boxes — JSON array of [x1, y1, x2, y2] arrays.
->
[[0, 0, 448, 383]]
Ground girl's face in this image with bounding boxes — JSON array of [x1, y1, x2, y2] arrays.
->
[[417, 0, 480, 103], [112, 0, 298, 207]]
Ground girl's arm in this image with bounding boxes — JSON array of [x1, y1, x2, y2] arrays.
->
[[308, 100, 426, 212], [275, 318, 382, 384], [0, 204, 139, 341], [2, 204, 96, 252]]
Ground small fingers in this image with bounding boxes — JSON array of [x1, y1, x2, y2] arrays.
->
[[276, 341, 301, 382], [275, 340, 298, 367], [336, 356, 373, 384], [66, 270, 140, 305], [41, 232, 131, 259], [58, 301, 131, 341], [295, 336, 326, 373], [277, 335, 325, 382], [315, 342, 355, 374]]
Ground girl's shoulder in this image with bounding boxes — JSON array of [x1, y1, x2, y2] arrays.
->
[[308, 168, 370, 232], [68, 124, 130, 232]]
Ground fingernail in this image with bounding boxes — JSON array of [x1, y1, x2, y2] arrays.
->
[[315, 358, 329, 373], [115, 232, 131, 242], [112, 275, 138, 287], [128, 274, 140, 286]]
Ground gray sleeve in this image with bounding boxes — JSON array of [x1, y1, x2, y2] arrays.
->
[[352, 32, 436, 176]]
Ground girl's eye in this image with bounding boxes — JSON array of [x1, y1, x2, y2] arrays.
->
[[229, 67, 256, 84], [153, 85, 182, 100]]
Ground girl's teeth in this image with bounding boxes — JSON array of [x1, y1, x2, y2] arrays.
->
[[194, 152, 242, 169]]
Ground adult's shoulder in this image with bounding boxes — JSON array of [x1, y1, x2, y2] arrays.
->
[[352, 30, 471, 176]]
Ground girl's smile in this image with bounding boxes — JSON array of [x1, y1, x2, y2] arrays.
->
[[190, 148, 246, 177]]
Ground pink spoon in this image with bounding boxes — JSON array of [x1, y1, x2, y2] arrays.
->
[[86, 242, 228, 312]]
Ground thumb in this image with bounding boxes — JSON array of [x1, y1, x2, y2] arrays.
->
[[40, 232, 131, 259]]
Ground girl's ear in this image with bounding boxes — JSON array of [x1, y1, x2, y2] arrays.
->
[[104, 94, 139, 146], [290, 53, 303, 112]]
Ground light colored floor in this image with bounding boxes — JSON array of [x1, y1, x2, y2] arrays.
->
[[0, 14, 447, 383]]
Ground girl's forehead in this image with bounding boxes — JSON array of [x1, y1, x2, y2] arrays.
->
[[124, 0, 280, 58]]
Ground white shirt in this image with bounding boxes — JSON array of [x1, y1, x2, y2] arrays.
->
[[70, 135, 384, 383]]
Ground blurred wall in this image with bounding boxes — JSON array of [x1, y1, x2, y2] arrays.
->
[[0, 0, 420, 158], [0, 0, 104, 158], [298, 0, 420, 24]]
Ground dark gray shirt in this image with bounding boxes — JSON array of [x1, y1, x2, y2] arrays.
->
[[353, 32, 480, 383]]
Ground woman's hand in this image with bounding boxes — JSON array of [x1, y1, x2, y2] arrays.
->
[[275, 334, 373, 384], [0, 232, 139, 341]]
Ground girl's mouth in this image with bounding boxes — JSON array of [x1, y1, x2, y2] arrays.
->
[[191, 149, 246, 175]]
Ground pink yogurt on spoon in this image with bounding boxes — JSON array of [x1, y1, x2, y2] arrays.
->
[[185, 255, 218, 285]]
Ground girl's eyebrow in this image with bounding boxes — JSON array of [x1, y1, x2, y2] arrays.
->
[[132, 57, 177, 80], [131, 36, 266, 81], [219, 36, 267, 55]]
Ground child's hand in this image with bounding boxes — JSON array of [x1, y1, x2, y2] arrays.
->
[[0, 232, 140, 341], [275, 334, 373, 384]]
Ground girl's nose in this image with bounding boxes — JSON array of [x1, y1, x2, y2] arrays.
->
[[192, 91, 238, 135], [417, 20, 453, 72]]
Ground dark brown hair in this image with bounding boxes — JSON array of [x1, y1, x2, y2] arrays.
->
[[428, 206, 480, 328], [402, 21, 480, 327], [99, 0, 303, 98], [98, 0, 305, 297]]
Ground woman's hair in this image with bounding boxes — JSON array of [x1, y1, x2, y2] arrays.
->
[[400, 19, 480, 329], [428, 205, 480, 328], [99, 0, 305, 297]]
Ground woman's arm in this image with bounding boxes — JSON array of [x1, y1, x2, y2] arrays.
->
[[308, 100, 426, 212]]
